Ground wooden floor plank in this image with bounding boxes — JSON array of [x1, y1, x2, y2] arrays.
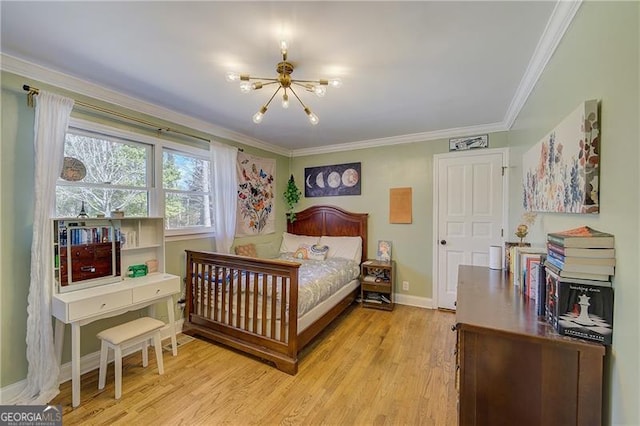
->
[[52, 305, 457, 425]]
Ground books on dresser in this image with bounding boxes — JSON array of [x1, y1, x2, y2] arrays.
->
[[547, 226, 614, 248], [543, 226, 616, 345], [545, 268, 614, 345], [546, 242, 615, 259], [545, 255, 615, 276]]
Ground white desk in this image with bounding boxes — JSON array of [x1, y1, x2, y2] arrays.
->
[[52, 273, 181, 407]]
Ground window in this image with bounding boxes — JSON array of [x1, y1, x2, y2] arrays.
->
[[162, 148, 213, 232], [56, 119, 214, 236], [56, 129, 151, 218]]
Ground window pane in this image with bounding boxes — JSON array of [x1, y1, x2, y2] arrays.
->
[[56, 186, 148, 217], [163, 150, 210, 192], [64, 133, 148, 187], [165, 193, 214, 229]]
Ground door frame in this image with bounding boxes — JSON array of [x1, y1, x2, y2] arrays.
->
[[431, 147, 510, 309]]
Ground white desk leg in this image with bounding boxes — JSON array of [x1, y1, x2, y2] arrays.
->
[[54, 319, 65, 365], [71, 323, 81, 408], [166, 297, 177, 356]]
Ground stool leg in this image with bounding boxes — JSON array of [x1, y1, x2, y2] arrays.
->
[[114, 346, 122, 399], [153, 332, 164, 375], [141, 340, 149, 368], [98, 341, 108, 390]]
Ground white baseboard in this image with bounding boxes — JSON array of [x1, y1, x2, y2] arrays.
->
[[394, 294, 433, 309], [0, 319, 184, 404]]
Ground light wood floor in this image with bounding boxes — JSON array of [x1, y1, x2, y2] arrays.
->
[[52, 305, 458, 425]]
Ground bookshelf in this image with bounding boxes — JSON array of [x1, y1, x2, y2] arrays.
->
[[360, 260, 394, 311]]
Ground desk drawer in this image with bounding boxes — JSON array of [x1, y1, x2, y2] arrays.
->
[[67, 290, 131, 321], [132, 276, 180, 303]]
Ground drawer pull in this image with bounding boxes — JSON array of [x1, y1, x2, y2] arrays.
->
[[100, 303, 107, 309], [156, 289, 161, 294], [81, 266, 96, 272]]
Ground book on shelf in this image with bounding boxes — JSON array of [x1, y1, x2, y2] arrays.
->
[[545, 255, 614, 276], [547, 226, 614, 248], [546, 242, 615, 259], [511, 246, 546, 287], [544, 261, 610, 282], [545, 266, 612, 287], [522, 253, 543, 297], [547, 249, 616, 267], [504, 242, 530, 272], [554, 279, 614, 345], [534, 259, 547, 317], [364, 292, 383, 304]]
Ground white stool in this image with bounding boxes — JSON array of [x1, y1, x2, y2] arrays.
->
[[97, 317, 165, 399]]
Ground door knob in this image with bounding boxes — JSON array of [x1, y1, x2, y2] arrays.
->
[[440, 239, 447, 245]]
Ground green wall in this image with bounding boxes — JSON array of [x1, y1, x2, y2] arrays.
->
[[506, 2, 639, 424], [291, 133, 509, 302], [1, 3, 638, 423], [0, 71, 289, 388]]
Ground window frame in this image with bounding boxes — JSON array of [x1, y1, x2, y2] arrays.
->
[[159, 141, 214, 237], [62, 118, 214, 237]]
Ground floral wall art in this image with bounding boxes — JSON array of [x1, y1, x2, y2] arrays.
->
[[236, 152, 275, 236], [522, 100, 600, 214]]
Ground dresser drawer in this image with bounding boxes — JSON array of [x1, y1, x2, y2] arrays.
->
[[132, 276, 180, 303], [67, 290, 132, 321]]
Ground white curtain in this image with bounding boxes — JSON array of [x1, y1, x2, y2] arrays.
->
[[211, 143, 238, 253], [12, 91, 74, 404]]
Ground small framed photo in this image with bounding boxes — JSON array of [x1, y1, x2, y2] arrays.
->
[[449, 134, 488, 151], [377, 240, 392, 262]]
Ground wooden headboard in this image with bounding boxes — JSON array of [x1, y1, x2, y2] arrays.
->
[[287, 205, 369, 262]]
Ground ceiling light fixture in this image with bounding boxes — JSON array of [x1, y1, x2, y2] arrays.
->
[[226, 41, 342, 126]]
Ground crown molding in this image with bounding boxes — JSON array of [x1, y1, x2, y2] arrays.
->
[[503, 0, 582, 129], [1, 0, 579, 160], [0, 53, 291, 157], [291, 122, 508, 157]]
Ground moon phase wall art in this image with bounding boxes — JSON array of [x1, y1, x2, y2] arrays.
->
[[304, 162, 361, 197]]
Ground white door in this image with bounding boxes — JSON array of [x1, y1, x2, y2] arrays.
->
[[434, 149, 506, 310]]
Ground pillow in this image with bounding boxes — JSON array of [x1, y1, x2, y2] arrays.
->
[[279, 232, 320, 253], [319, 236, 362, 262], [234, 243, 257, 257], [293, 244, 329, 261]]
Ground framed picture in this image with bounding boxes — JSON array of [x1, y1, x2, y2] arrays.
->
[[377, 240, 392, 262], [304, 162, 361, 197], [449, 134, 488, 151], [522, 100, 599, 214]]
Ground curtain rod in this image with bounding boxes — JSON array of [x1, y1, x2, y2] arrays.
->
[[22, 84, 211, 143]]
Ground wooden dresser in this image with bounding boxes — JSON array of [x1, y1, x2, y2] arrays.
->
[[455, 265, 605, 426]]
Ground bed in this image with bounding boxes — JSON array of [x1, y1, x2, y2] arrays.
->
[[183, 205, 368, 374]]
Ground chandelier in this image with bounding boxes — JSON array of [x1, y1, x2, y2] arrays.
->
[[226, 41, 342, 125]]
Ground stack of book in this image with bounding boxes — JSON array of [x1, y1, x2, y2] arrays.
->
[[544, 226, 615, 345]]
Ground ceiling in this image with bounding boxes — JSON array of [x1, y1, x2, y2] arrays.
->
[[1, 1, 573, 155]]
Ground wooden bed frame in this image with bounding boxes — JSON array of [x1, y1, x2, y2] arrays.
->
[[183, 205, 368, 374]]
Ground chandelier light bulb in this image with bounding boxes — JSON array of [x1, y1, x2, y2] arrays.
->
[[240, 81, 252, 93], [280, 40, 288, 55], [282, 93, 289, 109], [225, 71, 240, 82], [253, 111, 264, 124], [328, 78, 343, 88], [253, 106, 268, 124], [314, 86, 327, 97], [305, 107, 319, 125]]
